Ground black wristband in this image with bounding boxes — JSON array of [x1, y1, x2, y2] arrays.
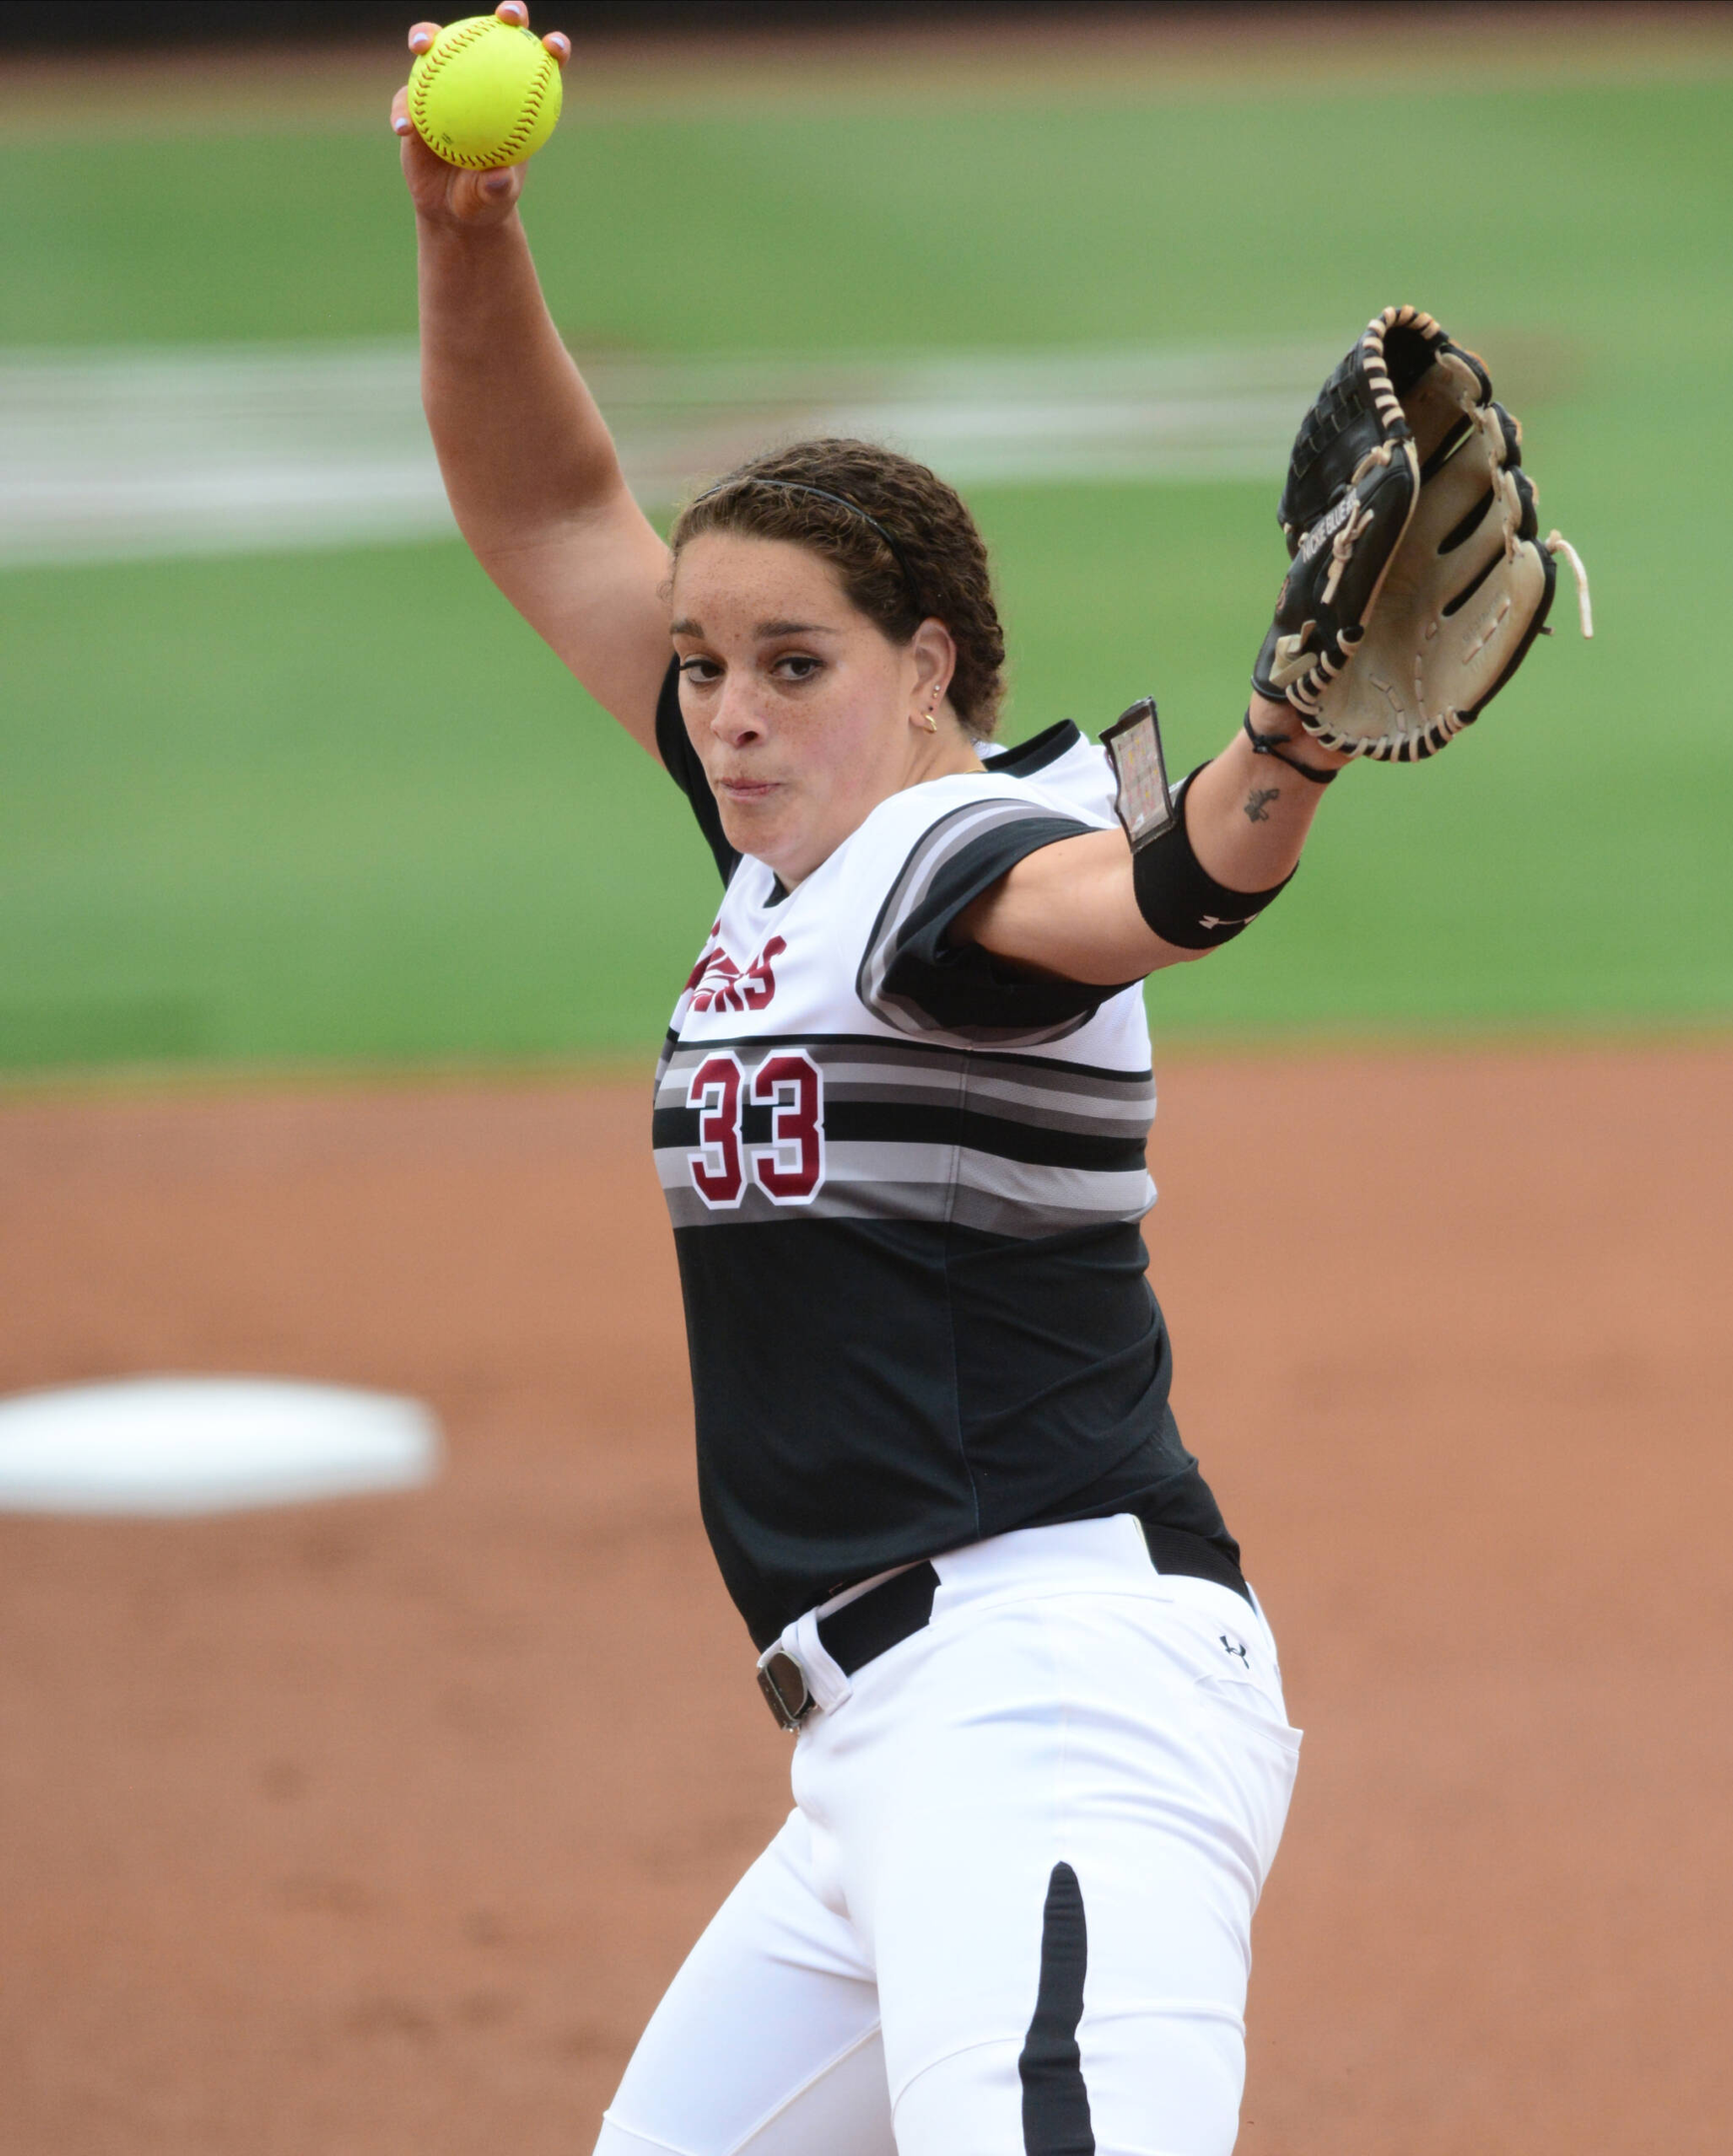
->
[[1242, 711, 1340, 784], [1129, 771, 1294, 950]]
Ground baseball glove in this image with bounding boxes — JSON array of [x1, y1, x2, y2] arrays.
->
[[1252, 304, 1592, 761]]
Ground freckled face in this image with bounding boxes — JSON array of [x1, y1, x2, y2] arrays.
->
[[670, 533, 934, 887]]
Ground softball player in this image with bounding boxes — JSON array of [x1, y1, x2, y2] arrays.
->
[[397, 14, 1340, 2147]]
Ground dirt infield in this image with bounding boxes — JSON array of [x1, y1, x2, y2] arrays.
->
[[2, 1041, 1729, 2154]]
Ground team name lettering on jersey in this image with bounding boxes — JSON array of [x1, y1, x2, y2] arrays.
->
[[685, 931, 786, 1014]]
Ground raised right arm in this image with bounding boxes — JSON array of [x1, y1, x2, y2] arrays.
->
[[394, 11, 672, 753]]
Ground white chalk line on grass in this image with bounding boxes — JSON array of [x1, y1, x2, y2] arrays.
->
[[0, 338, 1335, 569]]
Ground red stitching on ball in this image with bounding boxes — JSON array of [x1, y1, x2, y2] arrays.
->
[[407, 13, 495, 136], [494, 62, 552, 155]]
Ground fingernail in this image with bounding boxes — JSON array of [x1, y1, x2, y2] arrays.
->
[[482, 173, 512, 195], [547, 32, 570, 58], [392, 116, 411, 134], [409, 30, 431, 49]]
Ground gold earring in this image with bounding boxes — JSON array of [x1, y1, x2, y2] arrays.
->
[[918, 705, 939, 735]]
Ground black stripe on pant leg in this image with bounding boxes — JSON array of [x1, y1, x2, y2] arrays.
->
[[1018, 1861, 1095, 2154]]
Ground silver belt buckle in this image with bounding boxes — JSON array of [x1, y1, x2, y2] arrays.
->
[[756, 1645, 815, 1732]]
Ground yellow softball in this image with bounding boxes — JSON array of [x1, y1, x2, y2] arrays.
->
[[407, 15, 563, 172]]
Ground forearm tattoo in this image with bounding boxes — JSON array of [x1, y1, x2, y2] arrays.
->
[[1243, 786, 1280, 823]]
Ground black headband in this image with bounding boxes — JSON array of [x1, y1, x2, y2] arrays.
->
[[690, 476, 925, 617]]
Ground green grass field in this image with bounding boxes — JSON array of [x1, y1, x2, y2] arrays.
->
[[3, 64, 1729, 1072]]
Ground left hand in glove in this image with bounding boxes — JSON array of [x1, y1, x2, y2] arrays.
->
[[1252, 304, 1591, 762]]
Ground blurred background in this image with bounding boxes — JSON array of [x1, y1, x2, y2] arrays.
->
[[4, 0, 1725, 1080], [3, 7, 1730, 2156]]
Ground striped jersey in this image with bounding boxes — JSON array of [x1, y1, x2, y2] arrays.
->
[[653, 664, 1233, 1647]]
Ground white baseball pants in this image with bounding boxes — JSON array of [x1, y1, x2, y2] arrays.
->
[[594, 1514, 1300, 2156]]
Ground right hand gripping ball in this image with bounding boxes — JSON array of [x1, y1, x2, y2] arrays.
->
[[407, 16, 563, 171]]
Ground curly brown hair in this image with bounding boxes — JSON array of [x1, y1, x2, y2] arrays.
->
[[669, 439, 1007, 738]]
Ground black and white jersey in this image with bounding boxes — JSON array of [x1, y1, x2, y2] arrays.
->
[[652, 664, 1233, 1648]]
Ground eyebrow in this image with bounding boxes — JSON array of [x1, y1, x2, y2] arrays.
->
[[669, 618, 838, 641]]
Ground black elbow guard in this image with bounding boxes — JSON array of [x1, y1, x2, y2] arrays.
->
[[1130, 772, 1294, 950]]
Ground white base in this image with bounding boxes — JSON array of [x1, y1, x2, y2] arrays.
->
[[0, 1377, 440, 1515]]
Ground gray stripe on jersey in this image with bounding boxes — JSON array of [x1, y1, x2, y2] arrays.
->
[[815, 1049, 1153, 1121], [658, 1149, 1153, 1237], [664, 1062, 1155, 1144], [959, 1067, 1155, 1138], [949, 1156, 1155, 1238]]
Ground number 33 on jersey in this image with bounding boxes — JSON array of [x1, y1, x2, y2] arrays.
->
[[687, 1045, 826, 1211]]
